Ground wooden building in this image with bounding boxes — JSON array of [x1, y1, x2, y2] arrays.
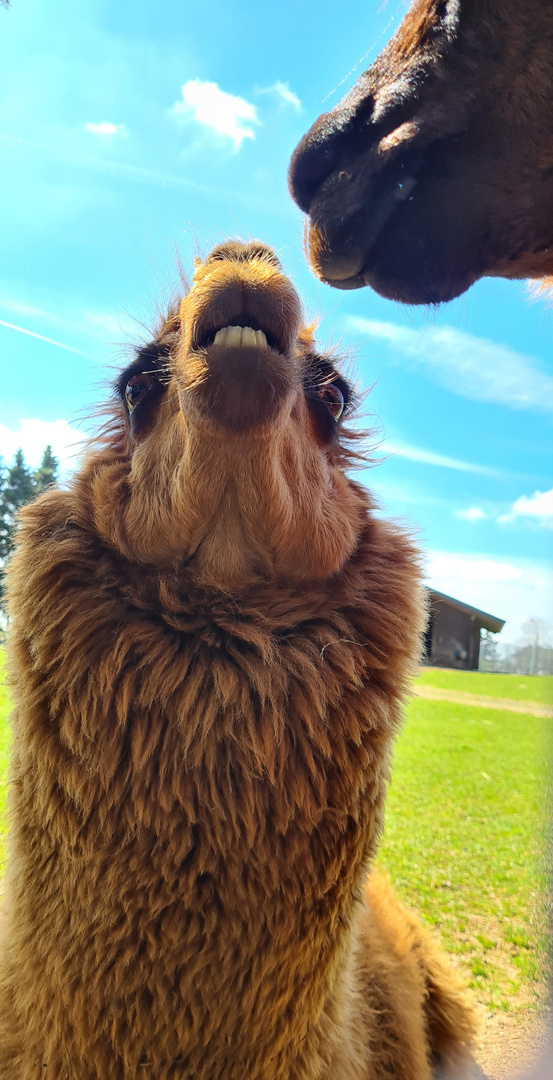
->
[[424, 589, 505, 670]]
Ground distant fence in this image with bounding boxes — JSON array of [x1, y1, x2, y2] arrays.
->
[[479, 640, 553, 675]]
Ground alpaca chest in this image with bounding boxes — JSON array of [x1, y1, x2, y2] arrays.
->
[[7, 608, 391, 1080], [19, 544, 390, 855], [45, 595, 391, 890]]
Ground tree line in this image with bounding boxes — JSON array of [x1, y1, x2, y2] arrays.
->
[[0, 446, 59, 615]]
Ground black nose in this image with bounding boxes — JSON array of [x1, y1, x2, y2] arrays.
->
[[288, 121, 342, 214], [206, 240, 282, 269], [289, 91, 378, 214]]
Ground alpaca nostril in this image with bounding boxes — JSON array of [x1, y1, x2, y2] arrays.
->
[[289, 129, 341, 214], [290, 92, 382, 214]]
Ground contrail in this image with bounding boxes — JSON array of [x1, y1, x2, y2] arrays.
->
[[0, 318, 94, 359], [0, 131, 285, 216]]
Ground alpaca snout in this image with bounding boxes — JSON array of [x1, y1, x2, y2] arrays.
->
[[185, 240, 302, 359], [176, 240, 303, 432]]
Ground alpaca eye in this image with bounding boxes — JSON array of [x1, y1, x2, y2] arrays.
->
[[125, 373, 155, 412], [318, 383, 345, 420]]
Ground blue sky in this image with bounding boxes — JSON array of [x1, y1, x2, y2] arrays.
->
[[1, 0, 552, 642]]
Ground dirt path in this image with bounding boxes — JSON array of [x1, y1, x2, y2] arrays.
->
[[472, 1008, 551, 1079], [414, 685, 553, 718]]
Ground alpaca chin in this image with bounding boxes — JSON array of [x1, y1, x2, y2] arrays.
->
[[178, 342, 298, 434]]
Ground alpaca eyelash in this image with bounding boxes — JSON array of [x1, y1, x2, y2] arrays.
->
[[312, 375, 341, 390], [307, 371, 353, 414], [138, 368, 172, 387], [117, 359, 172, 400]]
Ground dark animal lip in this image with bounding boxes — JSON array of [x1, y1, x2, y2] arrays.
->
[[309, 145, 427, 288], [318, 270, 367, 291]]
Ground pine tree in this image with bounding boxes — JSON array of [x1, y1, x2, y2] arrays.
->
[[0, 449, 33, 562], [0, 456, 7, 602], [33, 444, 59, 495], [0, 447, 59, 617], [480, 630, 499, 671]]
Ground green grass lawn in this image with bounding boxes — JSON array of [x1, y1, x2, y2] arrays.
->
[[415, 666, 553, 706], [0, 651, 550, 1016], [378, 692, 551, 1015]]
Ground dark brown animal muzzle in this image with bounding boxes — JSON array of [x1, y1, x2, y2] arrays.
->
[[289, 99, 431, 289], [288, 0, 490, 304]]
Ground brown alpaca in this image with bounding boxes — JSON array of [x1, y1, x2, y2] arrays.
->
[[289, 0, 553, 304], [0, 240, 474, 1079]]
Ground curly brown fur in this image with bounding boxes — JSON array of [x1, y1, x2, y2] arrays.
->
[[0, 239, 474, 1078]]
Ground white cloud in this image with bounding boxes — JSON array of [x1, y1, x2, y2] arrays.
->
[[84, 122, 126, 137], [456, 507, 487, 522], [512, 488, 553, 518], [425, 550, 552, 642], [255, 81, 302, 111], [499, 486, 553, 527], [0, 420, 86, 478], [348, 317, 553, 412], [171, 79, 260, 151], [428, 551, 522, 585], [385, 439, 504, 477]]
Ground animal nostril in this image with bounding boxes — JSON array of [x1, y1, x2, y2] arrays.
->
[[206, 240, 282, 269], [289, 93, 379, 214], [289, 127, 342, 214]]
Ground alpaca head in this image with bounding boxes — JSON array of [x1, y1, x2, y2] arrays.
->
[[88, 240, 367, 588], [289, 0, 553, 303]]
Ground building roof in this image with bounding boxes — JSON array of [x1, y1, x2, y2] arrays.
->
[[426, 588, 505, 634]]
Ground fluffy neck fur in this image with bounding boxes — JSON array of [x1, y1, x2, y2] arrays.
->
[[3, 469, 425, 1078], [86, 396, 365, 590]]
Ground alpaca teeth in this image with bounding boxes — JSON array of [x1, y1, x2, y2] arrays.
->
[[212, 325, 268, 349], [241, 326, 257, 347], [227, 326, 243, 347]]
